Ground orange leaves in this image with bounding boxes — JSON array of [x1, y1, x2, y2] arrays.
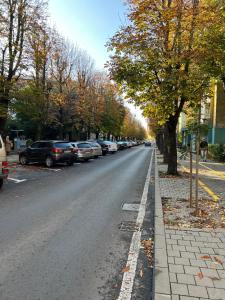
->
[[121, 266, 130, 273], [214, 257, 223, 265], [141, 239, 154, 267], [201, 255, 211, 260], [197, 272, 204, 279]]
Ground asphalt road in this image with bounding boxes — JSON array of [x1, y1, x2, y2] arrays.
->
[[0, 146, 154, 300]]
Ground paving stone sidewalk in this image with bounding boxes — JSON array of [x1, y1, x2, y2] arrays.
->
[[165, 227, 225, 300], [154, 153, 225, 300]]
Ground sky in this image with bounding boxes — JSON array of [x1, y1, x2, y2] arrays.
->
[[48, 0, 148, 130]]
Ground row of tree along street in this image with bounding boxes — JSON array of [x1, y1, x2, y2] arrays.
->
[[107, 0, 225, 174], [0, 0, 146, 142]]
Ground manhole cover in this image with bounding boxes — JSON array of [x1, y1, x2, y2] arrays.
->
[[119, 221, 140, 232], [122, 203, 140, 212]]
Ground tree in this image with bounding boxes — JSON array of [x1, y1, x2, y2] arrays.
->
[[0, 0, 47, 133], [50, 33, 77, 138], [107, 0, 215, 174], [197, 1, 225, 86], [101, 83, 125, 139]]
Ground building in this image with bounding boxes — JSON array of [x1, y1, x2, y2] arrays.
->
[[208, 80, 225, 144]]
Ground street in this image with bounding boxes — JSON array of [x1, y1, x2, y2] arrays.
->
[[0, 146, 154, 300]]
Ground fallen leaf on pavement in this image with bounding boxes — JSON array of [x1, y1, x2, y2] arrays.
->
[[121, 266, 130, 273], [197, 272, 204, 279], [201, 255, 211, 260], [214, 257, 223, 265]]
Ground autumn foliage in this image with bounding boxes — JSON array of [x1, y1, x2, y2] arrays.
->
[[107, 0, 223, 174]]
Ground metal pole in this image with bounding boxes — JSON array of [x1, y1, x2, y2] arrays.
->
[[195, 104, 201, 214], [190, 140, 193, 207]]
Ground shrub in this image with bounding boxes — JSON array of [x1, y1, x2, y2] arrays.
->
[[208, 144, 225, 162], [26, 139, 33, 147]]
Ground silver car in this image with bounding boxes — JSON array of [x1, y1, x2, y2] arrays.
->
[[87, 142, 102, 158], [104, 141, 118, 153], [71, 142, 93, 161], [0, 135, 9, 188]]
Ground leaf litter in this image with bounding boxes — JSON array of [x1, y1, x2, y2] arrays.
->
[[163, 197, 225, 229], [141, 239, 154, 267]]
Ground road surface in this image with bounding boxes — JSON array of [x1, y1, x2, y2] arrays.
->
[[0, 146, 154, 300]]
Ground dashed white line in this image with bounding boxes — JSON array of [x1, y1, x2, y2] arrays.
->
[[117, 148, 154, 300], [40, 168, 61, 172], [8, 177, 27, 183]]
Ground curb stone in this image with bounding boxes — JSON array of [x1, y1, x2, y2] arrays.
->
[[154, 152, 171, 300]]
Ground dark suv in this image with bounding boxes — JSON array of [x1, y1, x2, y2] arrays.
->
[[19, 141, 77, 167]]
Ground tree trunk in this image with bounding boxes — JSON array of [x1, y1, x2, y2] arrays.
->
[[163, 126, 169, 163], [166, 118, 178, 175], [36, 123, 42, 140], [0, 94, 9, 135]]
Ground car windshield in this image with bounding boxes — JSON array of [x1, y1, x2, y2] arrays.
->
[[54, 142, 71, 149]]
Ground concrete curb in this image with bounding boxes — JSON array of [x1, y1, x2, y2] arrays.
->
[[154, 151, 171, 300]]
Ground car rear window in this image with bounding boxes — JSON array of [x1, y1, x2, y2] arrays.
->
[[54, 142, 72, 149], [39, 142, 52, 148], [90, 143, 99, 147], [78, 143, 91, 148]]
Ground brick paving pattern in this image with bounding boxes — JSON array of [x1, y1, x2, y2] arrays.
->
[[156, 153, 225, 300], [166, 228, 225, 300]]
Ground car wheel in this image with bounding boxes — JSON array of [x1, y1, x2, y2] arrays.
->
[[84, 158, 89, 162], [20, 155, 28, 165], [45, 156, 54, 168], [0, 179, 3, 189], [67, 160, 74, 166]]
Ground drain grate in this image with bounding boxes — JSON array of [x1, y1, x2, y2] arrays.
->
[[119, 221, 140, 232]]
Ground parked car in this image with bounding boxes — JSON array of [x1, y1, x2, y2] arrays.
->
[[0, 135, 9, 188], [71, 142, 93, 161], [103, 141, 118, 153], [117, 141, 127, 150], [19, 141, 77, 167], [127, 141, 133, 148], [145, 141, 152, 147], [87, 142, 102, 158], [89, 140, 108, 156]]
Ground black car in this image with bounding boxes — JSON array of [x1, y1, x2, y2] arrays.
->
[[144, 141, 152, 147], [19, 140, 77, 167]]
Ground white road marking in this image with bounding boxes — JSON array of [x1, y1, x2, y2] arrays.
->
[[122, 203, 140, 212], [40, 168, 61, 172], [118, 148, 154, 300], [8, 177, 27, 183]]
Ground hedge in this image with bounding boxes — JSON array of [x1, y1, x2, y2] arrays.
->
[[208, 144, 225, 162]]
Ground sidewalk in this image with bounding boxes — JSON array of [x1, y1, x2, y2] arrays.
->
[[7, 153, 19, 163], [154, 151, 225, 300]]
